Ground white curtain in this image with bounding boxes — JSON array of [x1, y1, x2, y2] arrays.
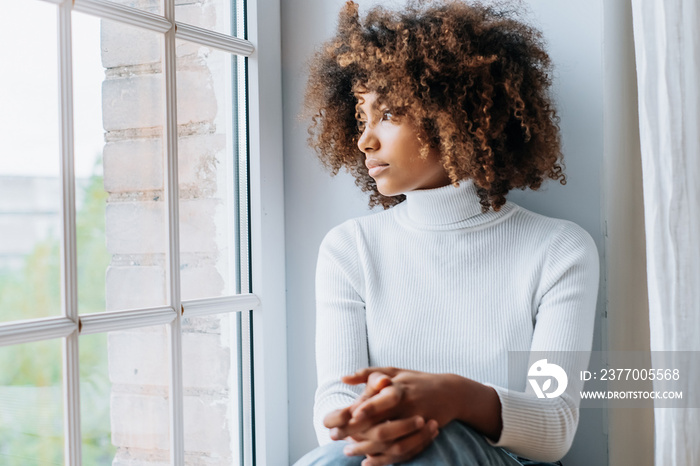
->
[[631, 1, 700, 465]]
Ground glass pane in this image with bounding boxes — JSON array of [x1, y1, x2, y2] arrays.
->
[[176, 41, 241, 300], [182, 313, 240, 463], [107, 0, 163, 16], [0, 1, 61, 323], [0, 339, 63, 465], [73, 13, 167, 313], [80, 326, 171, 464], [175, 0, 240, 37]]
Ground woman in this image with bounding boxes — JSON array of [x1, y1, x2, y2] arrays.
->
[[296, 2, 600, 465]]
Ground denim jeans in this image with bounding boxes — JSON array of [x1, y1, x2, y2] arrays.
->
[[294, 421, 563, 466]]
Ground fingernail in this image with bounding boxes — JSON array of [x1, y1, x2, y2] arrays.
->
[[343, 445, 354, 455], [329, 428, 339, 440], [415, 417, 425, 428]]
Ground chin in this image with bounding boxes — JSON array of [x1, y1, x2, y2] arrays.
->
[[376, 184, 401, 197]]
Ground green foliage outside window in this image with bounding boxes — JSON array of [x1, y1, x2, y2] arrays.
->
[[0, 159, 117, 465]]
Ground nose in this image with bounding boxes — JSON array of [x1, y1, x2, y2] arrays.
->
[[357, 125, 379, 154]]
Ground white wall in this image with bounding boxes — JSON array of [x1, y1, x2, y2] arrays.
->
[[282, 1, 649, 464], [602, 0, 653, 464]]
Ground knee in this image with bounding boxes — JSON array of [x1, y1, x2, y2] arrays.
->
[[293, 441, 364, 466]]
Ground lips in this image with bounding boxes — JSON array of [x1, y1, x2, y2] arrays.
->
[[365, 159, 389, 177]]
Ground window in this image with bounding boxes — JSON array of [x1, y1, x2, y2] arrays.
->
[[0, 0, 287, 464]]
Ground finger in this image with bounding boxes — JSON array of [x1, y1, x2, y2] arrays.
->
[[334, 386, 404, 439], [347, 372, 393, 414], [341, 386, 403, 434], [340, 385, 403, 436], [346, 416, 425, 444], [349, 372, 392, 405], [388, 420, 439, 459], [370, 416, 425, 443], [360, 425, 438, 466], [344, 369, 393, 417], [361, 455, 393, 466], [341, 416, 425, 457], [366, 372, 393, 392], [351, 385, 403, 422], [323, 406, 352, 431], [362, 454, 400, 466], [361, 420, 439, 466], [342, 367, 399, 384]]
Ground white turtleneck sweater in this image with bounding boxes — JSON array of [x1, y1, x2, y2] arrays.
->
[[313, 179, 600, 462]]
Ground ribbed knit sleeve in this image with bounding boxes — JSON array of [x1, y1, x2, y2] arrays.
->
[[313, 220, 368, 445], [485, 222, 600, 461]]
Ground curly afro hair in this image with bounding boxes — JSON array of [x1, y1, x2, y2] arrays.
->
[[304, 0, 566, 212]]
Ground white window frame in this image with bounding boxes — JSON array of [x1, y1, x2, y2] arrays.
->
[[246, 0, 288, 464], [0, 0, 287, 464]]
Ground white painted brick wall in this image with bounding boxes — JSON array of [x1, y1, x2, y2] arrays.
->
[[182, 332, 230, 388], [176, 70, 218, 125], [105, 201, 166, 255], [102, 72, 216, 130], [179, 199, 218, 253], [178, 134, 226, 188], [101, 21, 162, 68], [105, 266, 166, 311], [175, 4, 217, 31], [103, 134, 225, 193], [108, 328, 169, 386], [104, 200, 220, 255], [103, 139, 163, 192], [180, 265, 225, 301], [183, 395, 230, 456], [111, 392, 170, 450], [113, 453, 169, 466], [101, 1, 236, 463], [102, 75, 164, 131]]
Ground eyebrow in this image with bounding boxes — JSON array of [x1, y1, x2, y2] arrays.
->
[[355, 98, 385, 116]]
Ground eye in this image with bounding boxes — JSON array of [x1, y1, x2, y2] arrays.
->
[[381, 110, 393, 121], [356, 119, 367, 132]]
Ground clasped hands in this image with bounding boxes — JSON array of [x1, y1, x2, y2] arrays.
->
[[323, 367, 457, 466]]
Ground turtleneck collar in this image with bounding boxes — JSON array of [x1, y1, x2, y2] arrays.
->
[[397, 179, 517, 230]]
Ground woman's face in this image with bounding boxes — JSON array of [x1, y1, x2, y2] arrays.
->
[[356, 92, 451, 197]]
